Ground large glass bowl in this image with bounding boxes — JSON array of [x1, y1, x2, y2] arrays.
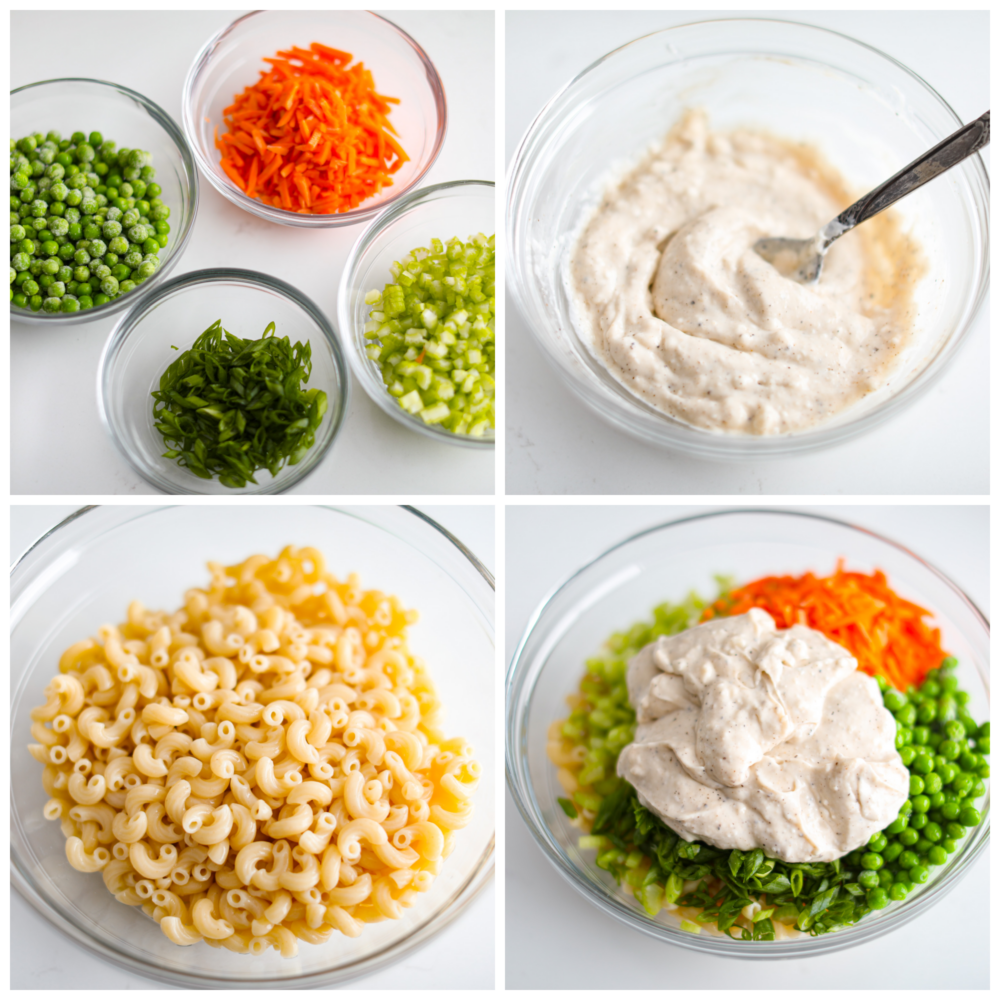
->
[[339, 180, 495, 448], [506, 509, 989, 957], [11, 505, 495, 988], [97, 268, 350, 495], [506, 19, 990, 458], [10, 78, 199, 327], [182, 10, 447, 229]]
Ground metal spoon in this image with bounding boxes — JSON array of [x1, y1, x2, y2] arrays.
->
[[754, 110, 989, 285]]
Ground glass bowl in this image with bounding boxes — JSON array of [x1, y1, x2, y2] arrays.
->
[[338, 180, 495, 449], [506, 19, 990, 459], [506, 509, 989, 957], [11, 505, 495, 988], [97, 268, 350, 495], [182, 10, 447, 229], [10, 77, 199, 327]]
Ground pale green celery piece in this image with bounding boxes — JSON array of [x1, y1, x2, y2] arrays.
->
[[399, 390, 423, 413]]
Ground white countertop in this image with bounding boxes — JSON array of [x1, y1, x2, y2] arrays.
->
[[11, 504, 495, 989], [505, 503, 988, 988], [11, 10, 495, 496], [505, 11, 989, 495]]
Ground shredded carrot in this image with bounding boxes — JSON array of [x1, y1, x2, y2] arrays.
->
[[215, 41, 408, 215], [701, 561, 948, 691]]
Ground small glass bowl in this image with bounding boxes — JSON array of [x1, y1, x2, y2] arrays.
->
[[97, 268, 349, 494], [506, 509, 989, 957], [339, 180, 495, 448], [10, 78, 199, 326], [182, 10, 447, 229], [506, 19, 990, 458], [11, 504, 495, 987]]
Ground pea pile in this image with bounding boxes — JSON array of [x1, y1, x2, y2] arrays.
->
[[555, 595, 990, 937], [10, 130, 171, 314], [851, 660, 989, 908]]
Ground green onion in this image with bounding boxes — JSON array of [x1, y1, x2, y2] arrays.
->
[[151, 319, 327, 488], [363, 233, 495, 436]]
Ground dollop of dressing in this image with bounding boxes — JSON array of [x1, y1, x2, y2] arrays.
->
[[569, 111, 924, 435], [617, 609, 910, 862]]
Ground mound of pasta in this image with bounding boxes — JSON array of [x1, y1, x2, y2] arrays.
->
[[28, 546, 479, 956]]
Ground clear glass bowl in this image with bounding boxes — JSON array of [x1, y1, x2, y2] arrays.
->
[[182, 10, 447, 229], [10, 78, 199, 326], [338, 180, 495, 449], [11, 505, 495, 988], [97, 268, 350, 494], [506, 509, 989, 957], [506, 19, 990, 458]]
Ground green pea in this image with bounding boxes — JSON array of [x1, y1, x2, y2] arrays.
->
[[945, 821, 967, 840], [868, 832, 888, 852], [898, 849, 919, 870], [867, 887, 889, 910], [941, 838, 958, 854], [923, 821, 943, 843], [958, 806, 981, 828], [927, 845, 948, 866], [952, 773, 973, 796], [93, 292, 109, 306], [897, 827, 919, 847], [858, 870, 879, 889], [910, 795, 930, 814], [922, 772, 943, 795], [909, 865, 930, 885], [977, 736, 990, 754], [884, 814, 908, 835], [909, 811, 928, 830], [889, 882, 909, 901], [912, 725, 930, 746], [882, 841, 903, 863]]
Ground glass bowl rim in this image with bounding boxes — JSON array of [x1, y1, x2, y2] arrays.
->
[[338, 178, 496, 449], [504, 17, 991, 458], [11, 503, 495, 988], [10, 75, 201, 326], [96, 266, 351, 495], [505, 506, 990, 958], [181, 9, 448, 229]]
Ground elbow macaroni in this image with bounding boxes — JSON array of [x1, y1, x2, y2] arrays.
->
[[31, 547, 479, 957]]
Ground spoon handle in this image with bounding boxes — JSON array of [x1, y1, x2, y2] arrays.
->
[[823, 110, 990, 243]]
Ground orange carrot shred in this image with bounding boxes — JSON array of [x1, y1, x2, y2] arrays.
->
[[701, 562, 947, 691], [214, 40, 407, 215]]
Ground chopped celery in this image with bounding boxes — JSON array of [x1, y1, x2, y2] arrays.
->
[[364, 232, 495, 435]]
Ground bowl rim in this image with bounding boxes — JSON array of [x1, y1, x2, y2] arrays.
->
[[181, 9, 448, 229], [10, 75, 201, 326], [96, 266, 351, 495], [10, 503, 496, 988], [505, 507, 990, 958], [337, 178, 496, 449], [505, 17, 991, 458]]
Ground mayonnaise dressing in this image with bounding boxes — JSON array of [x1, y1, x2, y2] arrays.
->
[[617, 608, 910, 862], [569, 111, 924, 435]]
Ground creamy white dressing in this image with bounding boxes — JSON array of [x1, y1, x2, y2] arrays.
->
[[569, 111, 923, 435], [617, 609, 909, 863]]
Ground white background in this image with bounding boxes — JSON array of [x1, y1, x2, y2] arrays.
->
[[505, 503, 988, 989], [11, 10, 495, 496], [505, 11, 989, 495], [11, 503, 494, 990]]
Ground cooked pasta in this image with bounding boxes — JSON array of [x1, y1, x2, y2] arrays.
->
[[28, 546, 479, 957]]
